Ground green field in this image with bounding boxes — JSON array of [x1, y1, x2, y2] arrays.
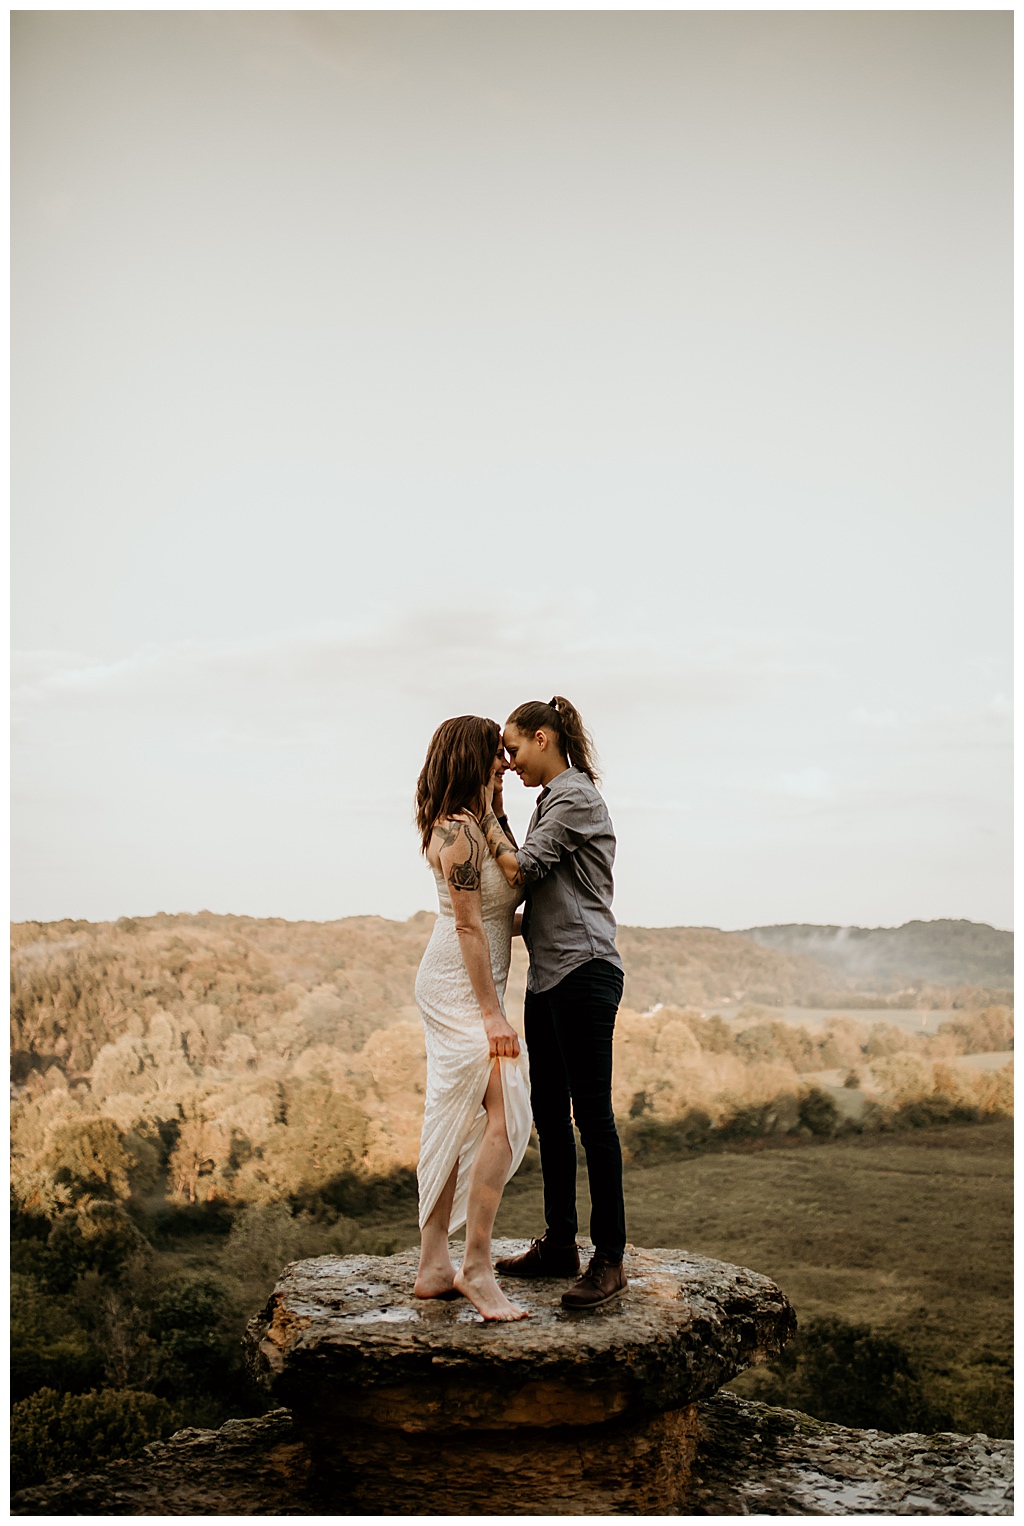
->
[[367, 1120, 1011, 1437]]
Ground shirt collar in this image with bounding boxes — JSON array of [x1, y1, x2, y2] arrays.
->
[[537, 766, 577, 804]]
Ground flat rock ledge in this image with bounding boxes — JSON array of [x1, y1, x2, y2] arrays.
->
[[246, 1241, 795, 1422], [11, 1397, 1014, 1516], [240, 1240, 794, 1511], [694, 1392, 1014, 1515]]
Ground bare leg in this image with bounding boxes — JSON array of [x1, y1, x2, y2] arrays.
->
[[415, 1159, 460, 1298], [455, 1062, 529, 1322]]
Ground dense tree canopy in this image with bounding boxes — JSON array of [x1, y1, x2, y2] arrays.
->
[[10, 913, 1012, 1221]]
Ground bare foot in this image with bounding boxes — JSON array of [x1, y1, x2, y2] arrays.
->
[[414, 1262, 460, 1299], [454, 1264, 529, 1322]]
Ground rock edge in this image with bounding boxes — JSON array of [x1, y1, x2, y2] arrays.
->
[[245, 1240, 797, 1429], [11, 1397, 1014, 1516]]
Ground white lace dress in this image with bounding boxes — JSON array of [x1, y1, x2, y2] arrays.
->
[[414, 853, 532, 1233]]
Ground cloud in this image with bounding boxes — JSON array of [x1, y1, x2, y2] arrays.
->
[[12, 607, 806, 737], [779, 767, 834, 801], [850, 697, 1012, 750], [10, 611, 1010, 928], [11, 650, 97, 686], [603, 796, 692, 815], [850, 706, 901, 731]]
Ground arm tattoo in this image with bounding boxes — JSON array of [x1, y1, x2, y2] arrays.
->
[[433, 818, 465, 851], [481, 810, 525, 887], [482, 808, 515, 848], [449, 859, 482, 891], [442, 820, 483, 894], [495, 811, 518, 848]]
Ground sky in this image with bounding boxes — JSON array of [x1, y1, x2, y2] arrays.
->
[[12, 10, 1012, 931]]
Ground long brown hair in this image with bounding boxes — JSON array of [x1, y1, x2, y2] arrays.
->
[[415, 715, 502, 853], [506, 695, 600, 784]]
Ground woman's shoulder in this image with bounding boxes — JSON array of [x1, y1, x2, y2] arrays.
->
[[431, 811, 486, 847], [436, 808, 483, 828]]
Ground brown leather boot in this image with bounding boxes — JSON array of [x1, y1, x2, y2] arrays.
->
[[494, 1236, 581, 1278], [560, 1251, 627, 1308]]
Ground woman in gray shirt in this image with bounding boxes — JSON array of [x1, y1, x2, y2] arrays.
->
[[482, 696, 628, 1309]]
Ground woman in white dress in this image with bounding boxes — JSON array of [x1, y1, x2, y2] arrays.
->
[[413, 715, 532, 1322]]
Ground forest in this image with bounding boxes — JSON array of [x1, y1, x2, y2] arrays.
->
[[10, 912, 1013, 1491]]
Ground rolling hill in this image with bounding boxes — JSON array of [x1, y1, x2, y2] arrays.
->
[[739, 919, 1012, 994]]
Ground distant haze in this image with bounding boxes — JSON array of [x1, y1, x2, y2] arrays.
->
[[12, 12, 1011, 929], [741, 919, 1013, 993]]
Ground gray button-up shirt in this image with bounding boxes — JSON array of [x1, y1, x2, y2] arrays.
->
[[515, 767, 624, 994]]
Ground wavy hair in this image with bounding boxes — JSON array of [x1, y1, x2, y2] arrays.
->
[[415, 714, 502, 853], [505, 695, 600, 784]]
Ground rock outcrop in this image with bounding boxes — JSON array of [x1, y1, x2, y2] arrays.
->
[[242, 1240, 793, 1513], [692, 1391, 1014, 1515], [10, 1242, 1013, 1516], [12, 1397, 1014, 1515], [11, 1410, 317, 1516]]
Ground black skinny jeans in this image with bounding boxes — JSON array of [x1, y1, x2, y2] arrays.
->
[[523, 957, 626, 1262]]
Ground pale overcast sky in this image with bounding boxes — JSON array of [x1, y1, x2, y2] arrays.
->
[[12, 11, 1011, 930]]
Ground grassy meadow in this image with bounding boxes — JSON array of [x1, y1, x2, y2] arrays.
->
[[298, 1117, 1011, 1438], [621, 1120, 1013, 1436]]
